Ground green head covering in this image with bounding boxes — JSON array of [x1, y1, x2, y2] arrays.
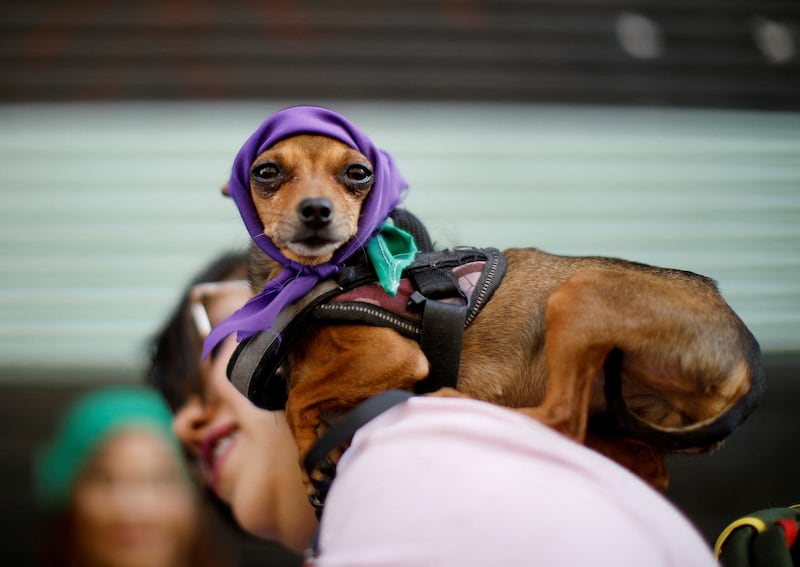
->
[[35, 386, 184, 509]]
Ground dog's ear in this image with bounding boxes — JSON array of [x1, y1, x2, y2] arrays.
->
[[221, 183, 231, 197]]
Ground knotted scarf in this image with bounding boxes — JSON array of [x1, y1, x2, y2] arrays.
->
[[203, 106, 410, 357]]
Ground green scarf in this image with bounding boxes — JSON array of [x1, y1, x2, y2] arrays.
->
[[35, 386, 184, 508], [366, 222, 418, 295]]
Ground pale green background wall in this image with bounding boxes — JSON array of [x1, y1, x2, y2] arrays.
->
[[1, 101, 798, 379]]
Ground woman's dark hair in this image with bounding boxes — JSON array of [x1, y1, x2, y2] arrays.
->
[[146, 250, 249, 411]]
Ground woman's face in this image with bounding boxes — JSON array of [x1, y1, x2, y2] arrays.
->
[[173, 281, 316, 552], [71, 429, 197, 567]]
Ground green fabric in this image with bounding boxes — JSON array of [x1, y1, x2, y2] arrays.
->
[[34, 386, 182, 509], [717, 506, 800, 567], [366, 222, 418, 296]]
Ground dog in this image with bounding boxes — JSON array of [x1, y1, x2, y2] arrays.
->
[[231, 132, 764, 493]]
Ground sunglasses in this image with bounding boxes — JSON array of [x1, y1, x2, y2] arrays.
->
[[189, 280, 252, 340]]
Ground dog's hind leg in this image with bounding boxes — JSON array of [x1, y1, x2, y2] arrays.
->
[[517, 266, 761, 452]]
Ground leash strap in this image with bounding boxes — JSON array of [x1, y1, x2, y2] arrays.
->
[[303, 390, 415, 564], [304, 390, 416, 513]]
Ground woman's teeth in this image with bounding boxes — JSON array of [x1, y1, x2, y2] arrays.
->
[[213, 434, 234, 462]]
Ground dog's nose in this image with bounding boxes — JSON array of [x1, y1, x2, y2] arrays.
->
[[298, 198, 334, 228]]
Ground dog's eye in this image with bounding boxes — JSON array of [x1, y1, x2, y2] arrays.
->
[[344, 164, 373, 184], [251, 162, 282, 183]]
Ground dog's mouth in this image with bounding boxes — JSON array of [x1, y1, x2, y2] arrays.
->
[[271, 220, 353, 265], [284, 234, 345, 262]]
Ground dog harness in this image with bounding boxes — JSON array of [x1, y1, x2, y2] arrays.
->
[[227, 247, 507, 411]]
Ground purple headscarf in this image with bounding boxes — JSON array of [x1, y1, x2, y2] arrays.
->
[[203, 106, 408, 357]]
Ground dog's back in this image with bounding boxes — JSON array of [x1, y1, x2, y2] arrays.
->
[[246, 244, 762, 449], [458, 248, 763, 461]]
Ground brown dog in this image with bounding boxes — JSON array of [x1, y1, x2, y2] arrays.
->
[[237, 134, 764, 492]]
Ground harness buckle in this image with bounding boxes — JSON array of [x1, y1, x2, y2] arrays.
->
[[407, 290, 427, 311]]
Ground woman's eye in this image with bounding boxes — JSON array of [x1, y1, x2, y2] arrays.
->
[[345, 164, 373, 183], [252, 163, 281, 182]]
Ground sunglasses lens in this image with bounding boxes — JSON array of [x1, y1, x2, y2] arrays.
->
[[189, 280, 251, 341], [191, 303, 212, 339]]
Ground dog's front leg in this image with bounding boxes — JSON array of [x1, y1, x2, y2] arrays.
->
[[516, 272, 617, 442], [517, 347, 606, 442], [285, 325, 430, 486]]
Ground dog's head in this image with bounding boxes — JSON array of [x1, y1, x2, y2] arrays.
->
[[204, 106, 408, 355], [247, 134, 374, 266], [225, 105, 407, 270]]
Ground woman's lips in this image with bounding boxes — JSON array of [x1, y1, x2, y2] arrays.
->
[[201, 423, 238, 494]]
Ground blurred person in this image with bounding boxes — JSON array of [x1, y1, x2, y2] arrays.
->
[[34, 386, 231, 567], [147, 250, 317, 556]]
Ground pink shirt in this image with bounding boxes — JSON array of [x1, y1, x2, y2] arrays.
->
[[314, 396, 718, 567]]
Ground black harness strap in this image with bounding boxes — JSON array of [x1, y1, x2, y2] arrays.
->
[[303, 390, 415, 562], [409, 268, 468, 394], [227, 279, 341, 410], [413, 299, 467, 394], [304, 390, 415, 515]]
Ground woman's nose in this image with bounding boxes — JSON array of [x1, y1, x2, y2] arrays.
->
[[172, 394, 213, 456]]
